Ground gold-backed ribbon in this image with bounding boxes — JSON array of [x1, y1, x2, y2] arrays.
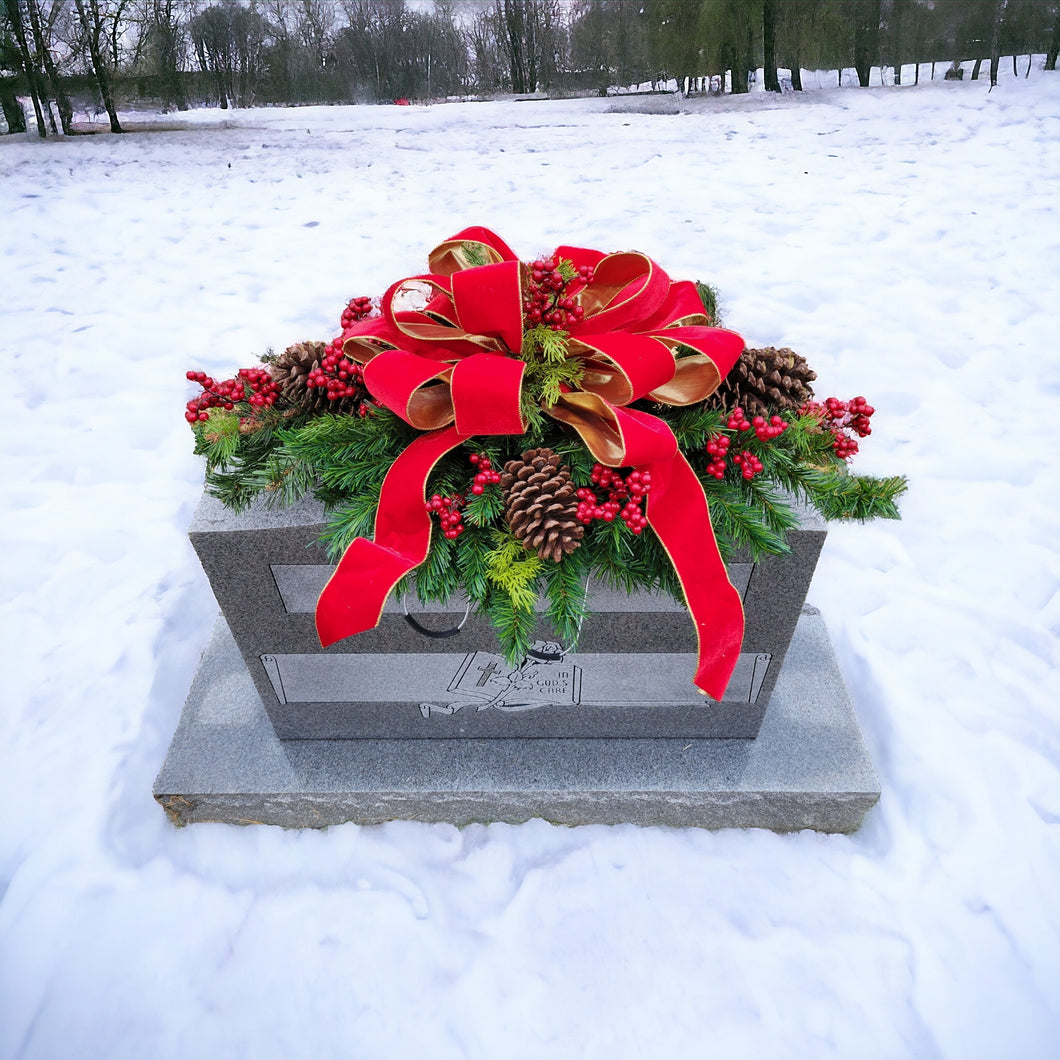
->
[[316, 228, 746, 700]]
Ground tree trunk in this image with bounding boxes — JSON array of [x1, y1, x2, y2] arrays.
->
[[744, 14, 755, 91], [730, 37, 749, 95], [971, 57, 983, 80], [892, 0, 910, 85], [1047, 8, 1059, 69], [4, 0, 49, 136], [26, 0, 73, 133], [989, 0, 1007, 88], [155, 1, 188, 112], [853, 0, 881, 87], [1, 77, 27, 132], [763, 0, 780, 92], [74, 0, 123, 132]]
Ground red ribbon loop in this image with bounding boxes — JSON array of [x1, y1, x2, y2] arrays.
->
[[450, 260, 524, 355], [451, 354, 525, 435], [317, 228, 748, 700], [317, 427, 467, 648]]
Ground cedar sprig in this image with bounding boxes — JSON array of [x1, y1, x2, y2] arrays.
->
[[485, 531, 543, 612]]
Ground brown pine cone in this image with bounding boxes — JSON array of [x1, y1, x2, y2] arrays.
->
[[269, 341, 331, 413], [500, 448, 585, 563], [712, 346, 817, 416]]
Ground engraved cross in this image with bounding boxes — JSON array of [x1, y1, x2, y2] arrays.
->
[[475, 661, 503, 687]]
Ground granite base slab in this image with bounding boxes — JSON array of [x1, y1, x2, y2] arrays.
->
[[153, 610, 880, 833]]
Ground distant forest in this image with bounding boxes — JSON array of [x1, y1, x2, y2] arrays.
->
[[3, 0, 1058, 135]]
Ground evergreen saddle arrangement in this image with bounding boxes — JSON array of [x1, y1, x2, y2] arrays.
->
[[185, 226, 906, 700]]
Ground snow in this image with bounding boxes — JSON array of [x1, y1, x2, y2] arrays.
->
[[2, 62, 1059, 1060]]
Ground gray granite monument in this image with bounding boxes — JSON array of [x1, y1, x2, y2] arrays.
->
[[154, 492, 880, 831]]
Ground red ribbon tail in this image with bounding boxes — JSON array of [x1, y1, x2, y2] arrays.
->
[[316, 427, 466, 648], [644, 452, 745, 701]]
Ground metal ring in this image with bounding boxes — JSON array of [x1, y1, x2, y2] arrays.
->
[[523, 575, 592, 661], [402, 597, 472, 639]]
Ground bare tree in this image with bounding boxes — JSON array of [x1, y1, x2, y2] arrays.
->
[[850, 0, 881, 87], [1047, 2, 1059, 69], [191, 0, 268, 108], [4, 0, 51, 134], [763, 0, 780, 91], [466, 3, 504, 91], [26, 0, 73, 131], [141, 0, 187, 110], [570, 0, 650, 94], [697, 0, 758, 96], [989, 0, 1008, 87], [493, 0, 563, 94], [73, 0, 123, 130], [1, 9, 30, 130], [890, 0, 911, 84]]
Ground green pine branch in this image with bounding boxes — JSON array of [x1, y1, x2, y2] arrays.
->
[[799, 469, 908, 521], [695, 281, 721, 323], [455, 526, 495, 603], [541, 550, 590, 647], [320, 494, 381, 559], [464, 485, 505, 527], [413, 529, 462, 604], [486, 589, 539, 667]]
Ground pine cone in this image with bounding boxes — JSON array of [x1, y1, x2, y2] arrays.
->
[[712, 346, 817, 416], [270, 341, 331, 413], [500, 448, 585, 563]]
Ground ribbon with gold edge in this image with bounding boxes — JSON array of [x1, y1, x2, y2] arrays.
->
[[316, 228, 747, 700]]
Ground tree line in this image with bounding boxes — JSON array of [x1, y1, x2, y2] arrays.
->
[[3, 0, 1058, 136]]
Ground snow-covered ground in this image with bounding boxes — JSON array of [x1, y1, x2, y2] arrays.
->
[[2, 61, 1058, 1060]]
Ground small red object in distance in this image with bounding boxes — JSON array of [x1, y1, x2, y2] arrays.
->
[[394, 97, 410, 106]]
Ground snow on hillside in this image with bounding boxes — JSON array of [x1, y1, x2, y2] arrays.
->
[[1, 61, 1058, 1060]]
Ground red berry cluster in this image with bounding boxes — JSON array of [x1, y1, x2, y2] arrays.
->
[[425, 493, 466, 539], [340, 295, 374, 329], [306, 342, 368, 410], [733, 451, 764, 479], [468, 453, 501, 495], [705, 407, 789, 480], [524, 258, 595, 332], [800, 396, 874, 460], [426, 454, 502, 539], [184, 368, 279, 423], [576, 464, 652, 534], [726, 408, 752, 432], [725, 407, 789, 441], [704, 434, 731, 479]]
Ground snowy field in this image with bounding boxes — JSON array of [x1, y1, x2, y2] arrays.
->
[[2, 61, 1059, 1060]]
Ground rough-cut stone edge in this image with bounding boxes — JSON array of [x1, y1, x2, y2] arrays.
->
[[154, 610, 880, 833]]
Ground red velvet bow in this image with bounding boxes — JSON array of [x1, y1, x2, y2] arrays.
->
[[316, 227, 746, 700]]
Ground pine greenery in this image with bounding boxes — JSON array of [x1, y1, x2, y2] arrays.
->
[[188, 338, 907, 666]]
